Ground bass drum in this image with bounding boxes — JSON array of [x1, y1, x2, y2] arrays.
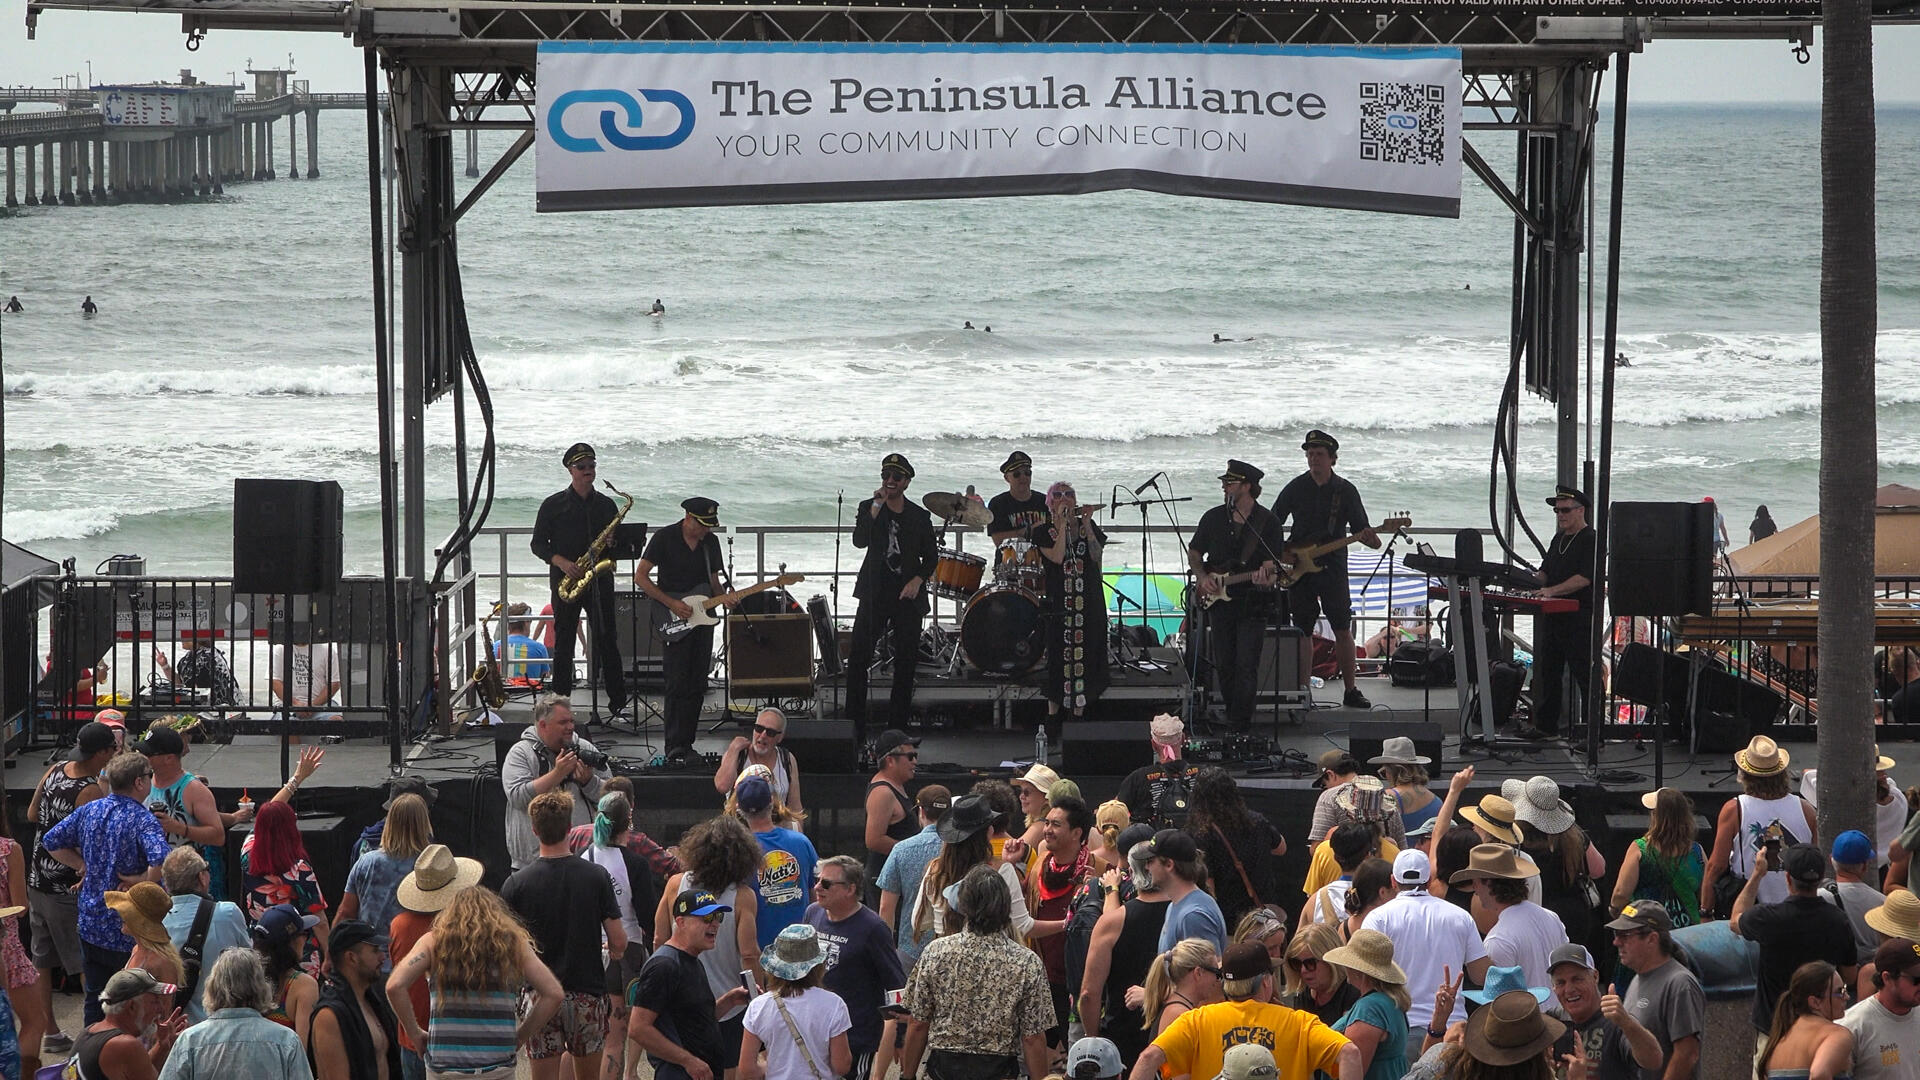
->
[[961, 584, 1046, 677]]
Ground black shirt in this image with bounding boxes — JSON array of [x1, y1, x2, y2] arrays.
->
[[1269, 473, 1370, 570], [1116, 761, 1199, 829], [633, 944, 726, 1076], [852, 498, 939, 603], [642, 526, 723, 597], [1737, 893, 1858, 1031], [988, 491, 1050, 538], [1032, 521, 1107, 609], [1286, 981, 1363, 1028], [1188, 503, 1286, 598], [1892, 681, 1920, 724], [1541, 526, 1598, 611], [500, 855, 622, 994], [531, 485, 622, 586]]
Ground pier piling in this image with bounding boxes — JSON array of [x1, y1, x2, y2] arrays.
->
[[58, 140, 73, 205], [305, 109, 319, 177], [5, 145, 15, 208]]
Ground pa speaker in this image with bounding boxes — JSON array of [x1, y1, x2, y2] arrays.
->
[[233, 479, 343, 595], [1612, 643, 1692, 710], [780, 716, 858, 773], [613, 590, 667, 674], [1349, 720, 1445, 780], [1254, 626, 1311, 700], [728, 614, 814, 697], [1609, 502, 1713, 616], [1063, 720, 1152, 776]]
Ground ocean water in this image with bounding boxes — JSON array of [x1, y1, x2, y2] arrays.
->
[[2, 104, 1918, 590]]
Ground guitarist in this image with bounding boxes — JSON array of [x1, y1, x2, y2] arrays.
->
[[531, 443, 631, 721], [636, 497, 727, 765], [1188, 459, 1286, 732], [1270, 429, 1379, 709]]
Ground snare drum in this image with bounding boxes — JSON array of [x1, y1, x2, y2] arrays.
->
[[994, 538, 1047, 590], [961, 583, 1046, 677], [931, 548, 987, 601]]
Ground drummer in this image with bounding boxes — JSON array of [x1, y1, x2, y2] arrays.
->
[[988, 450, 1050, 542]]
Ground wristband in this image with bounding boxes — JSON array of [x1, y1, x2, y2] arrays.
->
[[1427, 1027, 1447, 1039]]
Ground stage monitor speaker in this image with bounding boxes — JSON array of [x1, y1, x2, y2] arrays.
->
[[729, 614, 813, 696], [613, 590, 667, 673], [494, 722, 531, 774], [1348, 720, 1445, 779], [1609, 502, 1714, 616], [1063, 720, 1152, 776], [1612, 643, 1692, 711], [1254, 626, 1311, 701], [781, 717, 858, 773], [233, 479, 343, 596], [1693, 666, 1785, 732]]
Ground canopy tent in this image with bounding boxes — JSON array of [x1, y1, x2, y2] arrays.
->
[[1725, 483, 1920, 577]]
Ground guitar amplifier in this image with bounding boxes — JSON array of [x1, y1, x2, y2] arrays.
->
[[728, 614, 814, 697]]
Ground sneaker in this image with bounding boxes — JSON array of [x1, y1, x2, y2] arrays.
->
[[1343, 688, 1372, 709], [42, 1033, 74, 1056]]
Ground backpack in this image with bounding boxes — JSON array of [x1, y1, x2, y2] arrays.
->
[[1144, 766, 1196, 831], [1390, 641, 1455, 687]]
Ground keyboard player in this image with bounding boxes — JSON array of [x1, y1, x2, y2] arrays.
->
[[1529, 485, 1597, 737]]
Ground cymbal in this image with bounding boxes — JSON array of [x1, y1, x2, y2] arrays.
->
[[923, 492, 992, 528]]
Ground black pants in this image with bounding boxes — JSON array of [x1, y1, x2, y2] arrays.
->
[[662, 623, 714, 753], [1530, 611, 1589, 734], [82, 940, 130, 1025], [847, 595, 924, 743], [548, 577, 627, 711], [1207, 601, 1269, 730]]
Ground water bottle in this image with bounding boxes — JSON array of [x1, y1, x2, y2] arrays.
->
[[1310, 676, 1325, 689], [1034, 727, 1048, 765]]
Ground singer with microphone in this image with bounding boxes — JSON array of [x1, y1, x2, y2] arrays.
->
[[500, 694, 611, 871], [1187, 460, 1287, 731], [1034, 480, 1109, 738]]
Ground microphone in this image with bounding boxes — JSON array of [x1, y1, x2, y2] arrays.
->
[[1133, 472, 1164, 497]]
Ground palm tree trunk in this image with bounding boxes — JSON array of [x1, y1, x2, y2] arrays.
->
[[1816, 0, 1877, 845]]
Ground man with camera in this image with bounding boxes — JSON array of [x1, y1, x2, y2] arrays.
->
[[1731, 841, 1860, 1041], [502, 694, 611, 871]]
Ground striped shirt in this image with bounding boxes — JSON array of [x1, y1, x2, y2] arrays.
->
[[427, 986, 520, 1071]]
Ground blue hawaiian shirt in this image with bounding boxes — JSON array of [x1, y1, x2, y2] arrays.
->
[[42, 792, 171, 951]]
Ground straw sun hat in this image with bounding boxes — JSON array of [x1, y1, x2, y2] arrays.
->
[[1321, 929, 1407, 986], [1735, 735, 1789, 776], [1461, 795, 1526, 846], [396, 844, 485, 913], [1866, 891, 1920, 941]]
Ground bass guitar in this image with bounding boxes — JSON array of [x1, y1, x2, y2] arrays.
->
[[659, 573, 806, 641], [1199, 515, 1412, 607]]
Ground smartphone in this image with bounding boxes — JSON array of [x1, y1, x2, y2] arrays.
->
[[739, 970, 756, 995], [881, 987, 909, 1017]]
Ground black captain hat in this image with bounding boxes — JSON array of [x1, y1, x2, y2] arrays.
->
[[1545, 485, 1591, 509], [881, 453, 916, 479], [1218, 459, 1264, 485], [682, 497, 720, 526], [1302, 429, 1340, 453], [1000, 450, 1033, 475], [562, 442, 596, 468]]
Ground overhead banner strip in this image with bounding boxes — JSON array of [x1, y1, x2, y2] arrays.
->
[[535, 42, 1462, 218]]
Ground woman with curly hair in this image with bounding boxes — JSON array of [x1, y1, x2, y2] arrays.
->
[[386, 885, 563, 1079], [1188, 767, 1285, 929], [654, 814, 763, 1080]]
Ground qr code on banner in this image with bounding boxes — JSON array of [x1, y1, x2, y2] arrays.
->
[[1359, 82, 1447, 165]]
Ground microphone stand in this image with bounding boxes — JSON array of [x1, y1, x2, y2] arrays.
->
[[831, 490, 843, 719]]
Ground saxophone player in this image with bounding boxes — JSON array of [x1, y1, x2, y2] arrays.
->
[[635, 497, 725, 765], [530, 443, 630, 720]]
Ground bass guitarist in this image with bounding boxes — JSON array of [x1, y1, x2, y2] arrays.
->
[[1270, 429, 1379, 709], [530, 442, 631, 721], [1188, 459, 1285, 732], [635, 496, 726, 765]]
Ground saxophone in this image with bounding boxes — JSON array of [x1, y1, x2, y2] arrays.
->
[[558, 481, 633, 603]]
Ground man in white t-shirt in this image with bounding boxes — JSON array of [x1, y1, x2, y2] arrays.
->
[[271, 640, 342, 720], [1452, 842, 1568, 991], [1802, 746, 1906, 869], [1841, 937, 1920, 1080], [1362, 850, 1489, 1032]]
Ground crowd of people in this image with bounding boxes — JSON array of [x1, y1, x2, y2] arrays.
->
[[5, 702, 1920, 1080]]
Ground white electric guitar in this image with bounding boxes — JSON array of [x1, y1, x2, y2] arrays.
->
[[659, 573, 805, 641]]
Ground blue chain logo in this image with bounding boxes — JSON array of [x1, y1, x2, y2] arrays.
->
[[547, 89, 695, 152]]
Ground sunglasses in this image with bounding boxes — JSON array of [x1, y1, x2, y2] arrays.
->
[[1008, 469, 1032, 478], [888, 750, 919, 760], [1553, 506, 1579, 514], [752, 724, 784, 738], [1288, 957, 1320, 971], [1612, 928, 1653, 940], [571, 461, 597, 471], [881, 471, 908, 482], [1198, 964, 1225, 978], [814, 878, 851, 891]]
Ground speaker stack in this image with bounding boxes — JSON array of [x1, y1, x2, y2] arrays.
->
[[233, 479, 344, 595], [1609, 502, 1714, 617]]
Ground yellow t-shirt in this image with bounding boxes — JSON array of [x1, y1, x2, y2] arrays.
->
[[1152, 998, 1349, 1080], [1302, 837, 1401, 897]]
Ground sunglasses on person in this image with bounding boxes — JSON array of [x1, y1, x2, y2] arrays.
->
[[814, 878, 852, 891], [887, 750, 919, 760], [1198, 964, 1225, 978], [1553, 504, 1579, 514], [881, 471, 909, 482], [1287, 956, 1320, 972], [752, 724, 784, 739], [1009, 469, 1032, 478]]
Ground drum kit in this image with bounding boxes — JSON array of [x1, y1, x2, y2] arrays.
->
[[918, 489, 1101, 678]]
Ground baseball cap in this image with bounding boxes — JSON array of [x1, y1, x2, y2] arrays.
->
[[1547, 944, 1596, 974], [135, 726, 185, 757], [1392, 849, 1432, 885], [252, 903, 321, 945], [1220, 941, 1274, 982], [1605, 901, 1674, 933], [1782, 843, 1828, 886], [673, 891, 731, 919], [874, 729, 921, 756], [1065, 1037, 1124, 1080], [1832, 830, 1876, 866], [1146, 828, 1198, 864], [100, 967, 178, 1006], [1873, 937, 1920, 979], [735, 774, 774, 814], [1214, 1044, 1277, 1080], [328, 919, 388, 956], [73, 721, 119, 760]]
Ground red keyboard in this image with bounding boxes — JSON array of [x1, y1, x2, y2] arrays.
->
[[1428, 585, 1577, 615]]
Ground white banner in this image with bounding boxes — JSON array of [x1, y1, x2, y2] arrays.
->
[[535, 43, 1462, 217]]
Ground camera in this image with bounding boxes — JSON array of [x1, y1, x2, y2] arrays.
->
[[1760, 821, 1789, 851], [569, 742, 609, 770]]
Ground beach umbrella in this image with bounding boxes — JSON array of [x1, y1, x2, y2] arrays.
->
[[1345, 551, 1434, 617], [1103, 570, 1187, 641]]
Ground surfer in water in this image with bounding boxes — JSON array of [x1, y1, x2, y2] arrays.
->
[[963, 321, 975, 330], [1213, 333, 1235, 343], [648, 298, 665, 317], [80, 296, 97, 315], [3, 296, 21, 314]]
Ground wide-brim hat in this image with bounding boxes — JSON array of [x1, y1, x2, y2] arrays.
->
[[1460, 796, 1526, 845], [761, 924, 828, 981], [1322, 929, 1406, 986], [1735, 735, 1789, 776], [1876, 744, 1897, 772], [396, 844, 485, 913], [1511, 777, 1575, 835], [104, 883, 173, 944], [1014, 763, 1061, 795], [1464, 990, 1566, 1066], [938, 794, 997, 843], [1866, 890, 1920, 941], [1367, 736, 1431, 766], [1334, 775, 1393, 823], [1449, 843, 1541, 884], [1464, 964, 1552, 1005]]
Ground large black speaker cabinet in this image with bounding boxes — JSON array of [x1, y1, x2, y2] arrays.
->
[[613, 590, 667, 674], [233, 479, 343, 595], [728, 613, 814, 697], [1613, 643, 1692, 710], [781, 717, 859, 773], [1062, 720, 1152, 776], [1254, 626, 1311, 701], [1609, 502, 1714, 616], [1349, 720, 1445, 779]]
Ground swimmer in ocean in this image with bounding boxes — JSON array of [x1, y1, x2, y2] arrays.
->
[[1213, 333, 1235, 343], [649, 298, 665, 317], [81, 296, 97, 315], [3, 296, 21, 314], [963, 321, 975, 330]]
